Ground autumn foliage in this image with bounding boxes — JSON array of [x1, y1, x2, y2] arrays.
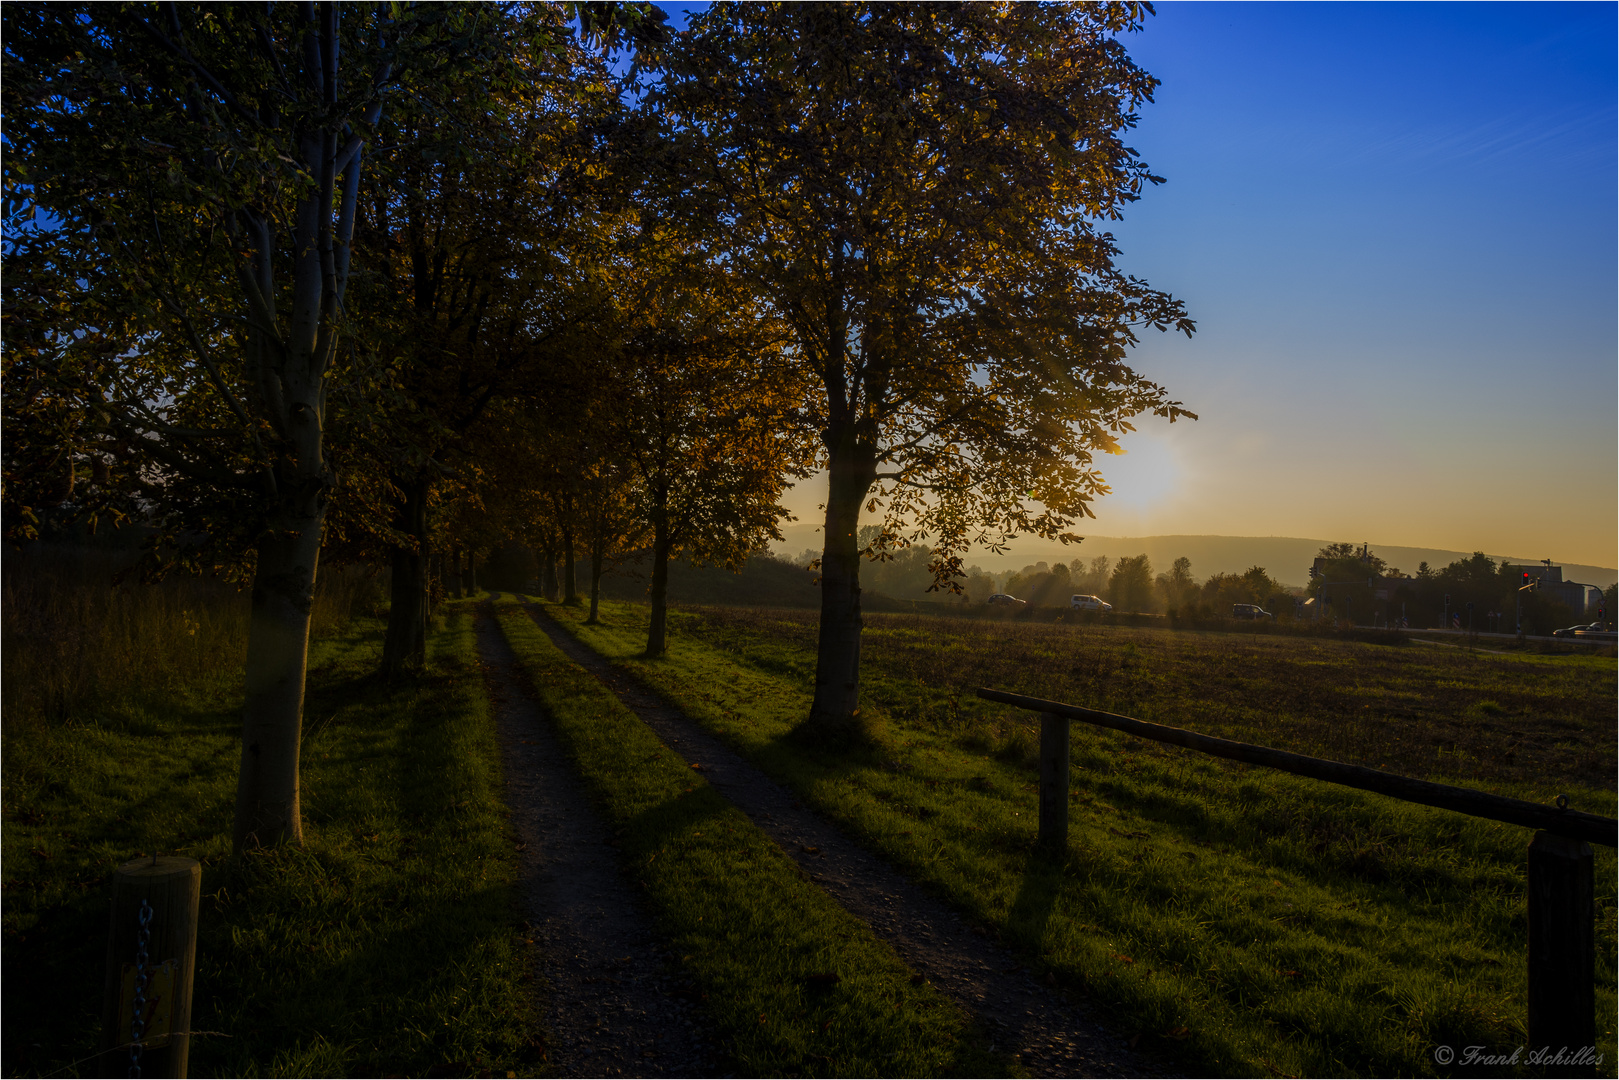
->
[[3, 2, 1192, 843]]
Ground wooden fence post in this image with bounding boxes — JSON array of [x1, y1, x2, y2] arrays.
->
[[1526, 831, 1594, 1070], [1038, 711, 1071, 852], [101, 856, 201, 1079]]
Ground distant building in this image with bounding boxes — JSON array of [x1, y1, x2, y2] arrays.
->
[[1502, 563, 1597, 613]]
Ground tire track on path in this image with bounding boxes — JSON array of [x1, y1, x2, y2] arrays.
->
[[517, 599, 1178, 1079], [476, 605, 721, 1078]]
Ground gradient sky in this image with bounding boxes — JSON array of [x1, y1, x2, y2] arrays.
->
[[1082, 1, 1617, 567], [655, 3, 1619, 568]]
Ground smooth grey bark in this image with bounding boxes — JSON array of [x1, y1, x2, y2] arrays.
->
[[228, 6, 386, 852], [234, 507, 323, 850]]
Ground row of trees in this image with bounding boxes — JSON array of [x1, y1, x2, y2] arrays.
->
[[1000, 555, 1286, 615], [3, 3, 1195, 850]]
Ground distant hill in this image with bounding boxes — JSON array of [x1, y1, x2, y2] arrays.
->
[[772, 526, 1616, 591]]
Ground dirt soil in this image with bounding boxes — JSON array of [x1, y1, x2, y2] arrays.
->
[[517, 599, 1179, 1079], [476, 608, 722, 1077]]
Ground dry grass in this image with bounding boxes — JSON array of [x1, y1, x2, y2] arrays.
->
[[671, 606, 1617, 802], [1, 543, 382, 735]]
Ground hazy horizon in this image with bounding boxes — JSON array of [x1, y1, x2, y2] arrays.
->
[[770, 523, 1618, 591]]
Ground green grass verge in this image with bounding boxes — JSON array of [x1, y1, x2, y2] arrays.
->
[[2, 605, 538, 1078], [544, 598, 1618, 1079], [491, 597, 1007, 1077]]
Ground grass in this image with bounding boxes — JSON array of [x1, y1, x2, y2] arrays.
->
[[2, 604, 537, 1078], [491, 596, 1009, 1077], [544, 598, 1618, 1078], [1, 542, 379, 736]]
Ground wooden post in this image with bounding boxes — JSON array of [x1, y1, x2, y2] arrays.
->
[[1527, 831, 1594, 1071], [101, 856, 201, 1079], [1038, 711, 1070, 852]]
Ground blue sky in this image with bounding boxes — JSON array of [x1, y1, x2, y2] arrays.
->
[[651, 3, 1618, 568], [1086, 2, 1616, 566]]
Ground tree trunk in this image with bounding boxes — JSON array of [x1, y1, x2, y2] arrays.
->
[[541, 544, 560, 601], [447, 544, 463, 599], [233, 506, 323, 852], [421, 547, 433, 643], [562, 524, 579, 605], [465, 548, 478, 594], [804, 447, 876, 741], [646, 495, 671, 657], [587, 532, 605, 624], [382, 474, 429, 679]]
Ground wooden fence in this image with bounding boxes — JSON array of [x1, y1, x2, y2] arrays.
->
[[976, 686, 1616, 1062]]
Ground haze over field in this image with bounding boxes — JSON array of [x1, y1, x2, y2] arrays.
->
[[771, 525, 1617, 592]]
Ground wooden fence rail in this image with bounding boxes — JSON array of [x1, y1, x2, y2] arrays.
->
[[975, 687, 1616, 847], [975, 685, 1614, 1067]]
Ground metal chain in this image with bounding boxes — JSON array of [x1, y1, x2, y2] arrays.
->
[[128, 899, 153, 1079]]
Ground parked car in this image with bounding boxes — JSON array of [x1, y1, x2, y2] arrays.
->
[[1553, 622, 1608, 637], [1232, 603, 1274, 620], [986, 593, 1027, 608], [1070, 594, 1112, 612]]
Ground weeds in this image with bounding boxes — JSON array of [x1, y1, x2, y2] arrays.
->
[[1, 543, 381, 738]]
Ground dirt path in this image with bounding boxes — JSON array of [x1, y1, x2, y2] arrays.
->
[[475, 606, 721, 1078], [518, 600, 1177, 1079]]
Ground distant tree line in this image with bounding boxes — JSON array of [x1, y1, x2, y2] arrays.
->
[[836, 541, 1290, 618], [1306, 543, 1608, 634], [847, 539, 1615, 634]]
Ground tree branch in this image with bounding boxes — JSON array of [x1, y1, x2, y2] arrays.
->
[[139, 7, 264, 129]]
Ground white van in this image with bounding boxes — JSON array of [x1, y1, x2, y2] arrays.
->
[[1070, 594, 1112, 612]]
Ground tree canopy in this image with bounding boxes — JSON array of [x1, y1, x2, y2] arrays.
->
[[641, 2, 1195, 737], [3, 0, 1196, 837]]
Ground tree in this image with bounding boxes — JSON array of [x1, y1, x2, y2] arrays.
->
[[857, 526, 941, 602], [348, 15, 621, 676], [1108, 554, 1154, 612], [647, 3, 1194, 741], [1202, 565, 1283, 612], [1156, 555, 1196, 611], [577, 450, 646, 624], [6, 0, 669, 845], [1316, 542, 1389, 578], [1, 3, 487, 850], [612, 235, 811, 656], [1072, 555, 1114, 598]]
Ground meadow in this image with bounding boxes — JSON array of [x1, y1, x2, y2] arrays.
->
[[2, 553, 537, 1078], [547, 599, 1618, 1077], [4, 544, 1613, 1077], [2, 554, 1009, 1077]]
